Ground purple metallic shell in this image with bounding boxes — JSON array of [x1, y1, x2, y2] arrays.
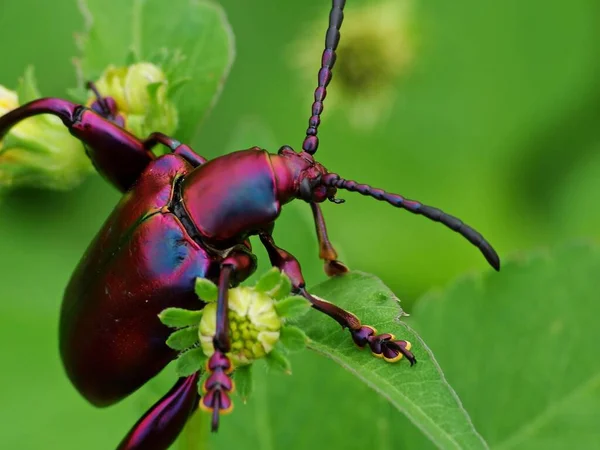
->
[[60, 155, 215, 406], [181, 148, 281, 246]]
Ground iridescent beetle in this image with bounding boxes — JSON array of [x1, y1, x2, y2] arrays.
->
[[0, 0, 500, 448]]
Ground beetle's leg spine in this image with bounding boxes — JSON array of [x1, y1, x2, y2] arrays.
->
[[302, 0, 346, 155]]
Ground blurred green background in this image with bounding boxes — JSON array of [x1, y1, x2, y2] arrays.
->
[[0, 0, 599, 448]]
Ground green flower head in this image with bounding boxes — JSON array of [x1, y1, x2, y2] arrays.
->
[[159, 269, 311, 378], [88, 62, 179, 138], [199, 287, 282, 365]]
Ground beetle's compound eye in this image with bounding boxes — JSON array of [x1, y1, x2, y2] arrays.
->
[[299, 177, 313, 201], [312, 185, 329, 203]]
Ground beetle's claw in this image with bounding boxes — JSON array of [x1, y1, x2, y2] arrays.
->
[[350, 325, 416, 365], [324, 259, 349, 277], [200, 351, 235, 432]]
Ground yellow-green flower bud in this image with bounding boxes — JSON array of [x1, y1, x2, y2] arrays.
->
[[199, 287, 282, 366], [89, 62, 179, 138], [0, 81, 93, 190]]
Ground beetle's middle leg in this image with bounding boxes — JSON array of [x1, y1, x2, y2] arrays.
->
[[259, 233, 416, 365], [310, 202, 349, 276], [200, 249, 256, 431]]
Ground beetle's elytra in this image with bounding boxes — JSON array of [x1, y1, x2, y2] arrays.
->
[[0, 0, 499, 448]]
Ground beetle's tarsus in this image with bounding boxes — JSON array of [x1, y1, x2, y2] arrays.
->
[[351, 325, 416, 364], [200, 351, 234, 432]]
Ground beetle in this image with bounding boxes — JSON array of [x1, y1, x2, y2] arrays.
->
[[0, 0, 500, 448]]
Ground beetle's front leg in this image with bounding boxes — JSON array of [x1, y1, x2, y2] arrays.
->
[[259, 233, 416, 365], [0, 98, 208, 192], [0, 98, 156, 191], [200, 250, 256, 431], [310, 202, 349, 276]]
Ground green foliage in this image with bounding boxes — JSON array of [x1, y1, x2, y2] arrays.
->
[[234, 365, 253, 403], [265, 348, 293, 375], [194, 278, 218, 303], [158, 308, 203, 328], [255, 268, 293, 300], [166, 326, 200, 351], [76, 0, 234, 141], [299, 272, 488, 450], [176, 347, 207, 377], [274, 295, 311, 319], [279, 325, 310, 351], [16, 66, 41, 103], [410, 243, 600, 449], [254, 267, 283, 293]]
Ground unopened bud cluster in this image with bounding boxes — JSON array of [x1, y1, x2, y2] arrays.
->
[[0, 69, 93, 190], [89, 62, 179, 138]]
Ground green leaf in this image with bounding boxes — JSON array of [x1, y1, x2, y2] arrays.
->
[[176, 347, 206, 377], [280, 325, 309, 351], [298, 271, 488, 450], [158, 307, 203, 328], [270, 272, 292, 300], [274, 296, 311, 319], [234, 365, 253, 403], [76, 0, 235, 141], [16, 66, 41, 104], [411, 243, 600, 449], [166, 327, 200, 351], [265, 349, 292, 375], [254, 267, 283, 294], [194, 278, 218, 303]]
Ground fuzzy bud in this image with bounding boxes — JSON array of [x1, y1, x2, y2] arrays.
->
[[0, 71, 94, 191], [89, 62, 179, 138]]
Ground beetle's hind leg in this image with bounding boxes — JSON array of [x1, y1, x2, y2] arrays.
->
[[259, 233, 416, 365], [200, 250, 256, 431]]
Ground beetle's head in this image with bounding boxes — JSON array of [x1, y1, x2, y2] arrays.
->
[[274, 146, 341, 204]]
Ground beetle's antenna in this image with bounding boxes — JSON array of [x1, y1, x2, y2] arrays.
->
[[323, 173, 501, 270], [302, 0, 346, 155]]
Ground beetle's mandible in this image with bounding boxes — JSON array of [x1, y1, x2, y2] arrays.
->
[[0, 0, 500, 448]]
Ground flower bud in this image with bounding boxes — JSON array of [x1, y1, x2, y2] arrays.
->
[[0, 74, 94, 191], [90, 63, 179, 138], [199, 287, 282, 366], [292, 0, 415, 130]]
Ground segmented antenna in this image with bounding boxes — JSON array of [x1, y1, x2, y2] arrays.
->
[[323, 174, 501, 270], [302, 0, 346, 155]]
